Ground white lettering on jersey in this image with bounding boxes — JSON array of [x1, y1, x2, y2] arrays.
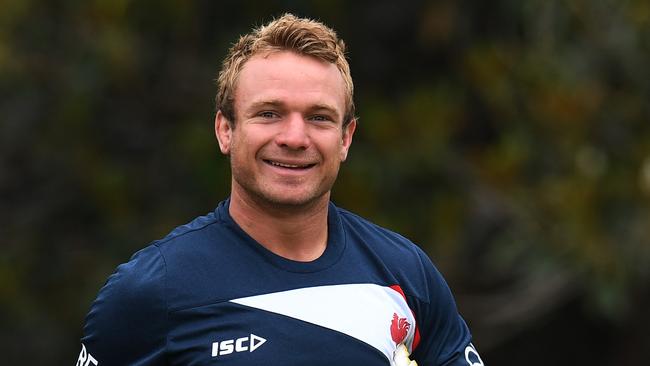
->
[[76, 344, 98, 366], [464, 343, 484, 366], [212, 334, 266, 357]]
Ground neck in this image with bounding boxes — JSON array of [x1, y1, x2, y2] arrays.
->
[[228, 188, 330, 262]]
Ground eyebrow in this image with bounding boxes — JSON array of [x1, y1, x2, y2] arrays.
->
[[242, 100, 282, 115], [249, 100, 283, 109]]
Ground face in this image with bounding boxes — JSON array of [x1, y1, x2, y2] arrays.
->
[[215, 51, 356, 209]]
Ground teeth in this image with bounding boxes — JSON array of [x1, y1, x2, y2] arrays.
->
[[269, 161, 303, 168]]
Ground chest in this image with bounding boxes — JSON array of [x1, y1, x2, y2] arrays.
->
[[166, 283, 418, 366]]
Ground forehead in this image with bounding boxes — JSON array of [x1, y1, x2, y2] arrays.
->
[[234, 51, 346, 116]]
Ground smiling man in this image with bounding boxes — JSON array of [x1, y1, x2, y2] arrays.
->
[[216, 49, 355, 261], [77, 14, 483, 366]]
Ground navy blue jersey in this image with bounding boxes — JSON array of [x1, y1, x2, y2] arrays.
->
[[77, 200, 483, 366]]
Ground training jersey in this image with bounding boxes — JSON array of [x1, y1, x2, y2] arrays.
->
[[78, 199, 483, 366]]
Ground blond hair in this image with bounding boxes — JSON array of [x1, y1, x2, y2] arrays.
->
[[216, 13, 355, 126]]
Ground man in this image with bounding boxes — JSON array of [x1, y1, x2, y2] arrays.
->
[[77, 14, 484, 366]]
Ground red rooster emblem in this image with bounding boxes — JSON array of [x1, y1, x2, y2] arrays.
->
[[390, 312, 410, 344]]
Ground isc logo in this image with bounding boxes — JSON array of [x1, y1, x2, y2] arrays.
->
[[211, 333, 267, 357]]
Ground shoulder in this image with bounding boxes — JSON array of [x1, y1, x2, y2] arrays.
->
[[150, 209, 232, 273], [336, 206, 429, 261], [81, 244, 168, 324], [81, 244, 168, 363], [154, 209, 222, 251], [334, 205, 476, 364], [80, 209, 227, 362], [335, 206, 440, 300], [333, 209, 477, 364], [336, 206, 418, 252], [83, 209, 224, 333], [84, 244, 167, 324]]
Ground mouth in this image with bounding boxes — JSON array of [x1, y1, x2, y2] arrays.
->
[[263, 159, 316, 170]]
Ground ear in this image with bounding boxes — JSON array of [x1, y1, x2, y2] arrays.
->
[[340, 118, 356, 162], [215, 110, 233, 155]]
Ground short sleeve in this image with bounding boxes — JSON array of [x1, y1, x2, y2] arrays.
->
[[410, 248, 485, 366], [77, 245, 168, 366]]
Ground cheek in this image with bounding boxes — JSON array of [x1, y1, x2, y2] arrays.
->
[[230, 130, 266, 164], [331, 137, 346, 161], [228, 135, 247, 165], [320, 141, 345, 165]]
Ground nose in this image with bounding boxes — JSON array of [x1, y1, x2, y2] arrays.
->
[[275, 113, 310, 150]]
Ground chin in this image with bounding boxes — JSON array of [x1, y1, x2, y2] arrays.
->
[[252, 186, 330, 209], [234, 175, 335, 210], [264, 192, 326, 208]]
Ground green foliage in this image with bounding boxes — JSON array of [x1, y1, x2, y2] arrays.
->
[[1, 0, 649, 364]]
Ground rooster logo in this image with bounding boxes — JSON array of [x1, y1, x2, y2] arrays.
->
[[390, 312, 410, 345], [391, 313, 417, 366]]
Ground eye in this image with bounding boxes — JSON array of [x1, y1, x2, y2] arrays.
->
[[309, 114, 332, 123], [258, 111, 279, 119]]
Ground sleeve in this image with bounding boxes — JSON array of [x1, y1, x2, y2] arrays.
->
[[76, 245, 168, 366], [410, 248, 485, 366]]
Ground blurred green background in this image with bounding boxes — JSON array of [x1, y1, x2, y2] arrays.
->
[[1, 0, 649, 364]]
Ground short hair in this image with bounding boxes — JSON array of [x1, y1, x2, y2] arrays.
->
[[216, 13, 355, 126]]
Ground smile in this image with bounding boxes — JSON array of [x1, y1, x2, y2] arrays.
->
[[264, 160, 316, 170]]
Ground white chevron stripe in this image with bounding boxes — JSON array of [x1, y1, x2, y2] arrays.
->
[[230, 283, 416, 363]]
